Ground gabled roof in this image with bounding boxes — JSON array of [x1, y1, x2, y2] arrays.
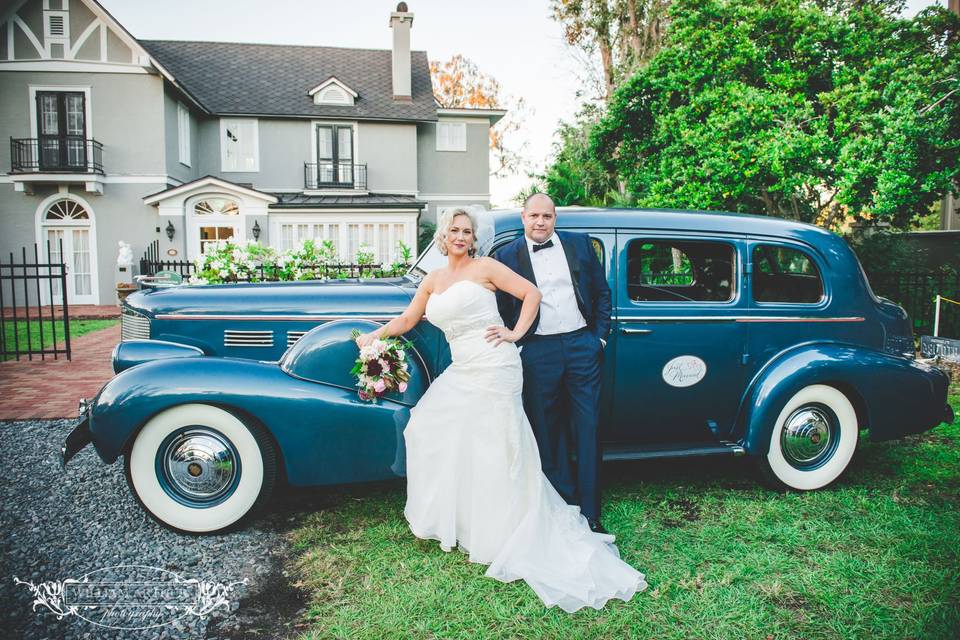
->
[[143, 175, 279, 205], [141, 40, 439, 122], [308, 77, 358, 98]]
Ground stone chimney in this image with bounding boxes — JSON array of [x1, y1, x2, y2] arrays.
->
[[389, 2, 414, 101]]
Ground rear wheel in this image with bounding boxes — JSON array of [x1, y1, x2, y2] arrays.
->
[[758, 384, 859, 491], [124, 403, 277, 534]]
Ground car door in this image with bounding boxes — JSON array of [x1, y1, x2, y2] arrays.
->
[[744, 237, 873, 381], [608, 231, 749, 444]]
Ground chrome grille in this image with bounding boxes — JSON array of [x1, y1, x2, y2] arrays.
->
[[223, 330, 274, 348], [120, 308, 150, 341], [287, 331, 307, 347]]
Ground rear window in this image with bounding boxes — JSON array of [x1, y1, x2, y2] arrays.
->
[[752, 245, 824, 303], [626, 239, 735, 303]]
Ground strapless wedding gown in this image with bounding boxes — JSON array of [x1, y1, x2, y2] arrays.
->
[[403, 279, 647, 612]]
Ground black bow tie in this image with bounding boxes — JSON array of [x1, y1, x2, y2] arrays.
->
[[532, 239, 554, 253]]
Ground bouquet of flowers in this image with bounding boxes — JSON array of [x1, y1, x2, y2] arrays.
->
[[350, 330, 413, 402]]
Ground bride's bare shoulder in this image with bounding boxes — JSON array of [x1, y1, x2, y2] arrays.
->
[[420, 269, 445, 293]]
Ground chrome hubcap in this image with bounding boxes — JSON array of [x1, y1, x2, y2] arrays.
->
[[162, 429, 237, 500], [780, 406, 835, 469]]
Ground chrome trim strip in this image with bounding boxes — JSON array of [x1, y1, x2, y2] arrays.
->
[[736, 316, 864, 323], [616, 316, 864, 323], [157, 314, 403, 321]]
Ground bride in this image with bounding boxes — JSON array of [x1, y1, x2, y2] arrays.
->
[[356, 207, 647, 612]]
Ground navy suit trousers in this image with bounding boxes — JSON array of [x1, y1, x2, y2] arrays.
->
[[519, 327, 603, 522]]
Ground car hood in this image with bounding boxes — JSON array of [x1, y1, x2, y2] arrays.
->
[[124, 278, 417, 317]]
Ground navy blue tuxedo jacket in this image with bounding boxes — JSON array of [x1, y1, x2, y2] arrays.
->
[[493, 231, 612, 345]]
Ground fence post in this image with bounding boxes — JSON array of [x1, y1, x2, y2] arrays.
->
[[60, 237, 71, 361], [934, 295, 941, 337]]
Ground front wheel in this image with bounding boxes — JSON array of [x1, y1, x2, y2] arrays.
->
[[124, 403, 278, 534], [758, 384, 859, 491]]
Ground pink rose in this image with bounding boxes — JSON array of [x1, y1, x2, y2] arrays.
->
[[374, 378, 387, 393], [398, 382, 408, 392]]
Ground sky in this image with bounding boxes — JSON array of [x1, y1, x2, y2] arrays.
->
[[99, 0, 948, 207]]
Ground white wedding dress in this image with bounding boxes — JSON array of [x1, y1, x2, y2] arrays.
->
[[403, 279, 647, 612]]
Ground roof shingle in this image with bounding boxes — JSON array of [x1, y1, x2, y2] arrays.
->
[[142, 40, 438, 122]]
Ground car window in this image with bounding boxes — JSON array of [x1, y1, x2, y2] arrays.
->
[[627, 239, 735, 302], [752, 244, 824, 303]]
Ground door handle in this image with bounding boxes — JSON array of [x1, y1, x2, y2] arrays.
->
[[620, 327, 653, 335]]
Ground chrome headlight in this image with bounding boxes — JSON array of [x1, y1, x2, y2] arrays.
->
[[120, 306, 151, 341]]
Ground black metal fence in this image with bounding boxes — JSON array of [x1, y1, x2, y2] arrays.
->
[[0, 242, 71, 361], [139, 239, 405, 282], [866, 271, 960, 338]]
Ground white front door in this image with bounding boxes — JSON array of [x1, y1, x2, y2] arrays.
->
[[45, 227, 96, 305]]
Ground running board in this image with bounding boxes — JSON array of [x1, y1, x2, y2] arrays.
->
[[602, 442, 746, 462]]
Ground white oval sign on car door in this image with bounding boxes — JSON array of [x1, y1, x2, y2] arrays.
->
[[662, 355, 707, 387]]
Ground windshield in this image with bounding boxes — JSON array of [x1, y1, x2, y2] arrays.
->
[[407, 241, 445, 278]]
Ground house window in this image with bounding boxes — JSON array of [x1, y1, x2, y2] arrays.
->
[[276, 223, 341, 255], [177, 103, 190, 166], [194, 198, 239, 216], [220, 118, 259, 172], [36, 91, 87, 170], [199, 226, 236, 254], [436, 122, 466, 152], [313, 124, 355, 187]]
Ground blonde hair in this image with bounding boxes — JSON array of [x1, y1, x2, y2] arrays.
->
[[434, 207, 479, 257]]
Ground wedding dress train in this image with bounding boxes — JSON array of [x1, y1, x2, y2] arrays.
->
[[402, 279, 647, 612]]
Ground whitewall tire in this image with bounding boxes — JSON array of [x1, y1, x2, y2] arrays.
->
[[759, 384, 859, 491], [124, 403, 278, 534]]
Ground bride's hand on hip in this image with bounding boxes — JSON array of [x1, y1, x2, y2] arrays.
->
[[485, 325, 519, 346]]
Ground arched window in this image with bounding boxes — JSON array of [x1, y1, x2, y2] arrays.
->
[[44, 199, 90, 222], [194, 198, 239, 216]]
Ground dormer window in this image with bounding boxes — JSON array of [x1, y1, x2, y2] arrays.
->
[[308, 78, 358, 107]]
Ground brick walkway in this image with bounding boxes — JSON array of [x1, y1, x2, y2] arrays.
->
[[0, 324, 119, 420]]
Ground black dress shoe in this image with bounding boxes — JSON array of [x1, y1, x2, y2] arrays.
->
[[587, 519, 608, 535]]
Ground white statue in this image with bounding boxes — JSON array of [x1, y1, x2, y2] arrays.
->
[[117, 241, 133, 267]]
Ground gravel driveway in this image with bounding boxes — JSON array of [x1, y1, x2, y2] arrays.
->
[[0, 418, 320, 639]]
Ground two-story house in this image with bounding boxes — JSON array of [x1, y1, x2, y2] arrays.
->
[[0, 0, 504, 305]]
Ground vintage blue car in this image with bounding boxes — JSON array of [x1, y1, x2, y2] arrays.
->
[[61, 208, 954, 534]]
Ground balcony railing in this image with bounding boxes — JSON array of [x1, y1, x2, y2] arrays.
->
[[9, 137, 104, 174], [304, 162, 366, 190]]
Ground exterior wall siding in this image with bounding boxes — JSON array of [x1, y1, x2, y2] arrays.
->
[[417, 121, 489, 193], [357, 121, 418, 194]]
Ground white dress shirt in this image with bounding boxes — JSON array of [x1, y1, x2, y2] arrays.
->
[[526, 233, 588, 336]]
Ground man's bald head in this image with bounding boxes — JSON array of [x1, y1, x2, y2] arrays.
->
[[523, 192, 556, 214], [521, 193, 557, 243]]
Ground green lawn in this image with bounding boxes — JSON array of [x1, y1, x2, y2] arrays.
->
[[286, 387, 960, 640], [1, 318, 118, 361]]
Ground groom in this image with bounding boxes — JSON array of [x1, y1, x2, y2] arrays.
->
[[494, 193, 612, 533]]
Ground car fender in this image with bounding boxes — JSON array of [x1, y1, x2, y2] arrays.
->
[[736, 343, 951, 455], [87, 356, 415, 486]]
